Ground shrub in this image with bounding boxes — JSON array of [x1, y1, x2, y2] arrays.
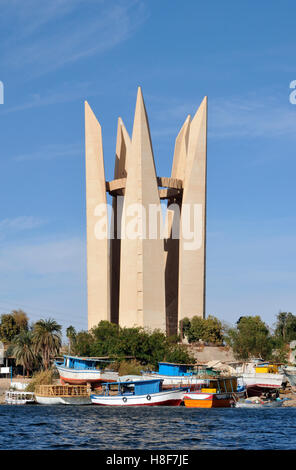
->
[[26, 369, 56, 392], [117, 360, 144, 376]]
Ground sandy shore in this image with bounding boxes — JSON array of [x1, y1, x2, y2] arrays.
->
[[280, 388, 296, 406], [0, 377, 31, 404]]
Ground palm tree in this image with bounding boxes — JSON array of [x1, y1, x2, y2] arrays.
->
[[33, 318, 62, 369], [12, 330, 37, 377], [66, 325, 76, 354]]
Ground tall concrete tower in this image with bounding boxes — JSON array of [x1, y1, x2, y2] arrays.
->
[[84, 88, 207, 335]]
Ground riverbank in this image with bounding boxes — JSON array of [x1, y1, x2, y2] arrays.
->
[[280, 387, 296, 406], [1, 377, 296, 405], [0, 377, 31, 403]]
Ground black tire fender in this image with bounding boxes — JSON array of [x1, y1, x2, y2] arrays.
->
[[122, 397, 127, 403], [146, 394, 151, 401]]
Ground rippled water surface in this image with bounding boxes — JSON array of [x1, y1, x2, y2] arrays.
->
[[0, 406, 295, 449]]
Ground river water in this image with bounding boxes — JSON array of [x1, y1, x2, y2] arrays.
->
[[0, 405, 295, 450]]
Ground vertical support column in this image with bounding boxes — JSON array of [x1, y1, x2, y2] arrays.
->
[[119, 88, 166, 331], [110, 119, 130, 324], [178, 97, 207, 327], [164, 116, 190, 336], [85, 101, 110, 329]]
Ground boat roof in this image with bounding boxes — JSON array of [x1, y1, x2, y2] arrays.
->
[[158, 362, 198, 366], [102, 378, 163, 386], [62, 355, 114, 363], [61, 355, 134, 362]]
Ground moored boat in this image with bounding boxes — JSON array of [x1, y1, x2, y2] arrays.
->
[[141, 362, 210, 390], [235, 396, 284, 408], [35, 384, 91, 405], [5, 390, 36, 405], [235, 360, 285, 394], [90, 379, 184, 406], [183, 376, 238, 408], [239, 372, 284, 391], [54, 355, 118, 385]]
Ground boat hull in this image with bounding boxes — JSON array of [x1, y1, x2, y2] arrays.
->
[[5, 391, 36, 405], [183, 392, 233, 408], [239, 373, 284, 389], [35, 395, 91, 405], [56, 365, 103, 385], [5, 399, 35, 405], [235, 400, 284, 408], [56, 365, 118, 385], [90, 389, 183, 406]]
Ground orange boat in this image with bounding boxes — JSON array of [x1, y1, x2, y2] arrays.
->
[[183, 376, 237, 408]]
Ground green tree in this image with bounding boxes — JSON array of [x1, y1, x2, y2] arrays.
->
[[0, 310, 29, 344], [66, 325, 77, 353], [180, 315, 224, 344], [32, 318, 62, 369], [180, 317, 191, 340], [73, 330, 95, 357], [12, 330, 38, 377], [73, 321, 195, 368], [11, 310, 29, 331], [274, 312, 296, 344], [225, 315, 273, 360], [0, 314, 20, 343]]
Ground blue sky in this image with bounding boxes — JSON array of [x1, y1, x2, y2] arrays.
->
[[0, 0, 295, 335]]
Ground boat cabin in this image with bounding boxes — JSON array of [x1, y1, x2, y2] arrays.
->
[[156, 362, 219, 377], [158, 362, 194, 376], [198, 376, 238, 394], [56, 355, 103, 370], [101, 379, 163, 397], [5, 390, 35, 405]]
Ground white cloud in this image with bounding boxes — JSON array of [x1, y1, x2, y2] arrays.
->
[[0, 216, 48, 233], [1, 0, 149, 76], [1, 81, 96, 114], [13, 143, 81, 162], [149, 92, 296, 141], [209, 96, 296, 138]]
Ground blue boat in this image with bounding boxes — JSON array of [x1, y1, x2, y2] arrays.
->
[[54, 355, 118, 385], [141, 362, 208, 389], [90, 379, 184, 406]]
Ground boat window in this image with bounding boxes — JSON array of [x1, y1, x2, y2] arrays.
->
[[120, 384, 135, 395]]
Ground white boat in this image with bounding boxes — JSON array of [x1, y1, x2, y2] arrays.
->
[[5, 390, 35, 405], [141, 362, 208, 389], [238, 372, 284, 389], [55, 355, 118, 385], [90, 379, 184, 406], [34, 384, 91, 405], [235, 398, 284, 408], [234, 360, 284, 391]]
